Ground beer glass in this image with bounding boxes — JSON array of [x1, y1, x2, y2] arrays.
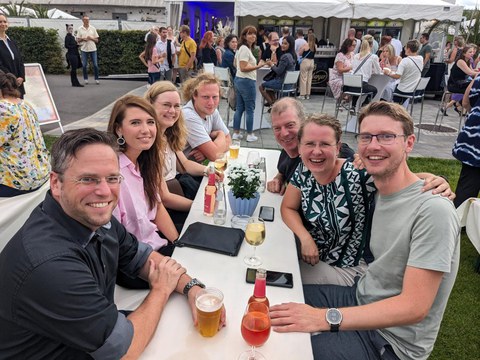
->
[[195, 287, 224, 337], [239, 302, 271, 360], [229, 140, 241, 160]]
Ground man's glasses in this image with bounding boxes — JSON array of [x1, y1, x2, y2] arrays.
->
[[355, 133, 407, 145], [71, 175, 124, 187]]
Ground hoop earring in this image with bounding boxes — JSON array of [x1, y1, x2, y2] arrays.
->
[[117, 136, 125, 146]]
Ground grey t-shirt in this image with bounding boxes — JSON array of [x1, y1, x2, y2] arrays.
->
[[183, 100, 229, 156], [418, 43, 432, 70], [356, 181, 460, 360]]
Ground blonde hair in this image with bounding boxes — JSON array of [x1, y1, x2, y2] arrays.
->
[[181, 72, 222, 103], [145, 81, 188, 152], [359, 34, 374, 58]]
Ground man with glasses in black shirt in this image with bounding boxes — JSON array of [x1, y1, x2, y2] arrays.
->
[[0, 128, 225, 359]]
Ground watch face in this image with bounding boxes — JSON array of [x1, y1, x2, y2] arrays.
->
[[327, 308, 342, 325]]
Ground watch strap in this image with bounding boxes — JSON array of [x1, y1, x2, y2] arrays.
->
[[182, 278, 205, 296]]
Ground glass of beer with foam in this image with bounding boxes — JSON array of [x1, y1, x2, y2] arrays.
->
[[229, 139, 241, 160], [195, 287, 224, 337]]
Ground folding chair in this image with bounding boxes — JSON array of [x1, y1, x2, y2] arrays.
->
[[203, 63, 215, 74], [393, 77, 430, 140], [341, 73, 374, 133], [214, 66, 232, 125], [260, 70, 300, 129]]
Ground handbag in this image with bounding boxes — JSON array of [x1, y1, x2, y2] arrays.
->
[[176, 222, 245, 256], [263, 70, 276, 82], [176, 173, 201, 200], [166, 177, 185, 196], [297, 50, 311, 66], [448, 77, 470, 94], [228, 85, 237, 111], [166, 153, 202, 199]]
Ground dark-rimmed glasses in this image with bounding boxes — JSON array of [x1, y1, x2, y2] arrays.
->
[[355, 133, 407, 145]]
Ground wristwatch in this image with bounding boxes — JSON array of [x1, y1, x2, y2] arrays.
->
[[183, 278, 205, 296], [325, 308, 343, 332]]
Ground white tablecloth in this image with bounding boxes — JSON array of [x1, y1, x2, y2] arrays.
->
[[0, 182, 50, 250], [114, 148, 313, 360], [368, 74, 392, 102], [457, 198, 480, 254]]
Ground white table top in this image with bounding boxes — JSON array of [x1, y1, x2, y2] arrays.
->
[[114, 148, 314, 360], [368, 73, 392, 102], [458, 198, 480, 254]]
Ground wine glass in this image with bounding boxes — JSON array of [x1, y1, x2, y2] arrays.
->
[[239, 302, 271, 360], [244, 217, 265, 267], [247, 151, 260, 168], [215, 152, 228, 174]]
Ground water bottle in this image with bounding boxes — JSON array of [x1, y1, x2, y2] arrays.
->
[[257, 157, 267, 193], [213, 182, 227, 225]]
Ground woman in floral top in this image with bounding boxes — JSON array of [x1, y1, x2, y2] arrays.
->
[[328, 38, 355, 100], [0, 71, 50, 197], [281, 113, 452, 286]]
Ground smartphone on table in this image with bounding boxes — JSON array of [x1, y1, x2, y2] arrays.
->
[[246, 268, 293, 288], [259, 206, 274, 222]]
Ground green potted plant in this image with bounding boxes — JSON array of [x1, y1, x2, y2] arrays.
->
[[227, 163, 261, 216]]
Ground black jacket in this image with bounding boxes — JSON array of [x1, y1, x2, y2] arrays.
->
[[0, 37, 25, 96]]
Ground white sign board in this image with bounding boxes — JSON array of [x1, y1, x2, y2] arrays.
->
[[24, 63, 64, 133]]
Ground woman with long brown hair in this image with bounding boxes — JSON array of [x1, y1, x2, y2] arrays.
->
[[232, 25, 265, 142], [139, 32, 164, 86], [108, 95, 178, 258]]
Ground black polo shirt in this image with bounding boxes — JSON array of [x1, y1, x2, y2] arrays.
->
[[0, 191, 152, 359]]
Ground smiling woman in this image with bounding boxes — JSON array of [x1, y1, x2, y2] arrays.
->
[[107, 95, 179, 289], [281, 113, 376, 286], [145, 81, 208, 230]]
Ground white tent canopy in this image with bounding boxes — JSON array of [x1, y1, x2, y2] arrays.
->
[[234, 0, 463, 22], [47, 8, 78, 19], [350, 0, 464, 22], [235, 0, 352, 19]]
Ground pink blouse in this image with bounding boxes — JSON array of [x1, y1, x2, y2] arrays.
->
[[113, 153, 167, 250]]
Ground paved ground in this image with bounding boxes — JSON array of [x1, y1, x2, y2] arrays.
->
[[44, 75, 461, 160]]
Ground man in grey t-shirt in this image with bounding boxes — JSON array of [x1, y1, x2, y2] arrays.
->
[[419, 32, 433, 77], [182, 73, 231, 162], [269, 102, 460, 360]]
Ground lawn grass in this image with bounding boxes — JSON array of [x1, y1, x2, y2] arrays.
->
[[39, 136, 479, 358], [43, 134, 58, 151]]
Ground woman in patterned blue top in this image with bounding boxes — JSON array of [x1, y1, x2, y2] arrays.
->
[[453, 76, 480, 207], [281, 113, 453, 286], [281, 114, 375, 286]]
